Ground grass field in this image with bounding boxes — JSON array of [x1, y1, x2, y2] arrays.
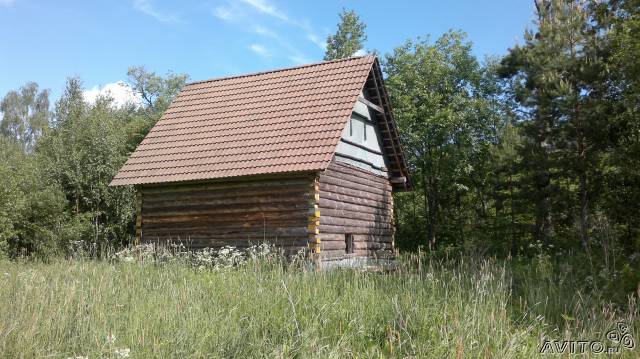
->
[[0, 252, 638, 358]]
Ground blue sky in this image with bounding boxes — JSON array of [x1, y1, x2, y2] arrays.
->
[[0, 0, 536, 102]]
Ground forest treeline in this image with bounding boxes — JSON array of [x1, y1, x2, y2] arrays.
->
[[0, 70, 188, 257], [388, 0, 640, 261], [0, 0, 638, 273]]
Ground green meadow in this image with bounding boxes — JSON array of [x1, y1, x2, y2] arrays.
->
[[1, 253, 637, 358]]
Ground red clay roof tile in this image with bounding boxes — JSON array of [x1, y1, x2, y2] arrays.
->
[[110, 56, 375, 186]]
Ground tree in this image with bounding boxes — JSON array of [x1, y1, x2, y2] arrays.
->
[[126, 66, 188, 115], [0, 82, 50, 152], [499, 0, 606, 250], [593, 0, 640, 252], [324, 9, 368, 60], [38, 78, 136, 249], [0, 134, 73, 258], [125, 66, 189, 148], [385, 31, 505, 250]]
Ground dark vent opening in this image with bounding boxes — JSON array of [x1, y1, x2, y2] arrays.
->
[[345, 234, 354, 254]]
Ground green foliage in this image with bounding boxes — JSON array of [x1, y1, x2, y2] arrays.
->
[[324, 9, 368, 60], [597, 0, 640, 251], [385, 1, 639, 276], [385, 31, 506, 251], [127, 65, 189, 116], [0, 67, 187, 257], [499, 0, 606, 249], [38, 78, 138, 249], [0, 136, 73, 258], [495, 0, 640, 262], [0, 82, 50, 152]]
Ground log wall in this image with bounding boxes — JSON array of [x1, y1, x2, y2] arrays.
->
[[318, 159, 395, 260], [140, 174, 316, 253]]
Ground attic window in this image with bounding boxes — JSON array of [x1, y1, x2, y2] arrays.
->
[[345, 234, 354, 254]]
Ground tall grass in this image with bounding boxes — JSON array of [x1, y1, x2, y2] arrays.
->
[[0, 253, 637, 358]]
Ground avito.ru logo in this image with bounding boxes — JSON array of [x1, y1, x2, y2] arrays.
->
[[540, 322, 635, 355]]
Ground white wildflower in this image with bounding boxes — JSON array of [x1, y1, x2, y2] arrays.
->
[[114, 348, 131, 357]]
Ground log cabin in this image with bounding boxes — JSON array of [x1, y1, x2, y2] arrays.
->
[[110, 56, 411, 265]]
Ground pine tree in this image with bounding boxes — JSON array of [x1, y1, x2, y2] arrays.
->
[[594, 0, 640, 252], [500, 0, 607, 250]]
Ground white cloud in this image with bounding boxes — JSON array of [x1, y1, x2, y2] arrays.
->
[[238, 0, 323, 50], [248, 44, 270, 57], [353, 49, 367, 56], [133, 0, 180, 23], [307, 33, 326, 50], [251, 25, 300, 57], [212, 0, 320, 66], [288, 55, 311, 65], [83, 81, 142, 108], [239, 0, 288, 21], [253, 25, 276, 38], [0, 0, 16, 7], [213, 5, 239, 22]]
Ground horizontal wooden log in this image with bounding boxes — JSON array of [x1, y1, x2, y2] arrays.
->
[[319, 224, 393, 236], [319, 173, 391, 196], [142, 207, 308, 220], [319, 174, 388, 196], [319, 182, 392, 204], [320, 192, 392, 211], [328, 160, 390, 181], [144, 203, 310, 217], [143, 193, 311, 210], [321, 241, 345, 251], [143, 186, 313, 204], [143, 176, 314, 194], [143, 216, 306, 228], [143, 178, 313, 195], [353, 242, 393, 250], [326, 162, 391, 186], [320, 233, 394, 243], [143, 226, 309, 237], [319, 198, 393, 216], [143, 211, 308, 225], [354, 234, 394, 243], [318, 233, 345, 241], [144, 222, 309, 235], [319, 208, 393, 223], [321, 216, 393, 230]]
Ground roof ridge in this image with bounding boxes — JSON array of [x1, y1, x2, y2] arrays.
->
[[186, 56, 375, 86]]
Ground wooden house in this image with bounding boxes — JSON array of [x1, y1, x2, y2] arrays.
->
[[110, 56, 411, 264]]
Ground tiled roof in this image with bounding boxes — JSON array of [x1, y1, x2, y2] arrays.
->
[[110, 56, 376, 186]]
